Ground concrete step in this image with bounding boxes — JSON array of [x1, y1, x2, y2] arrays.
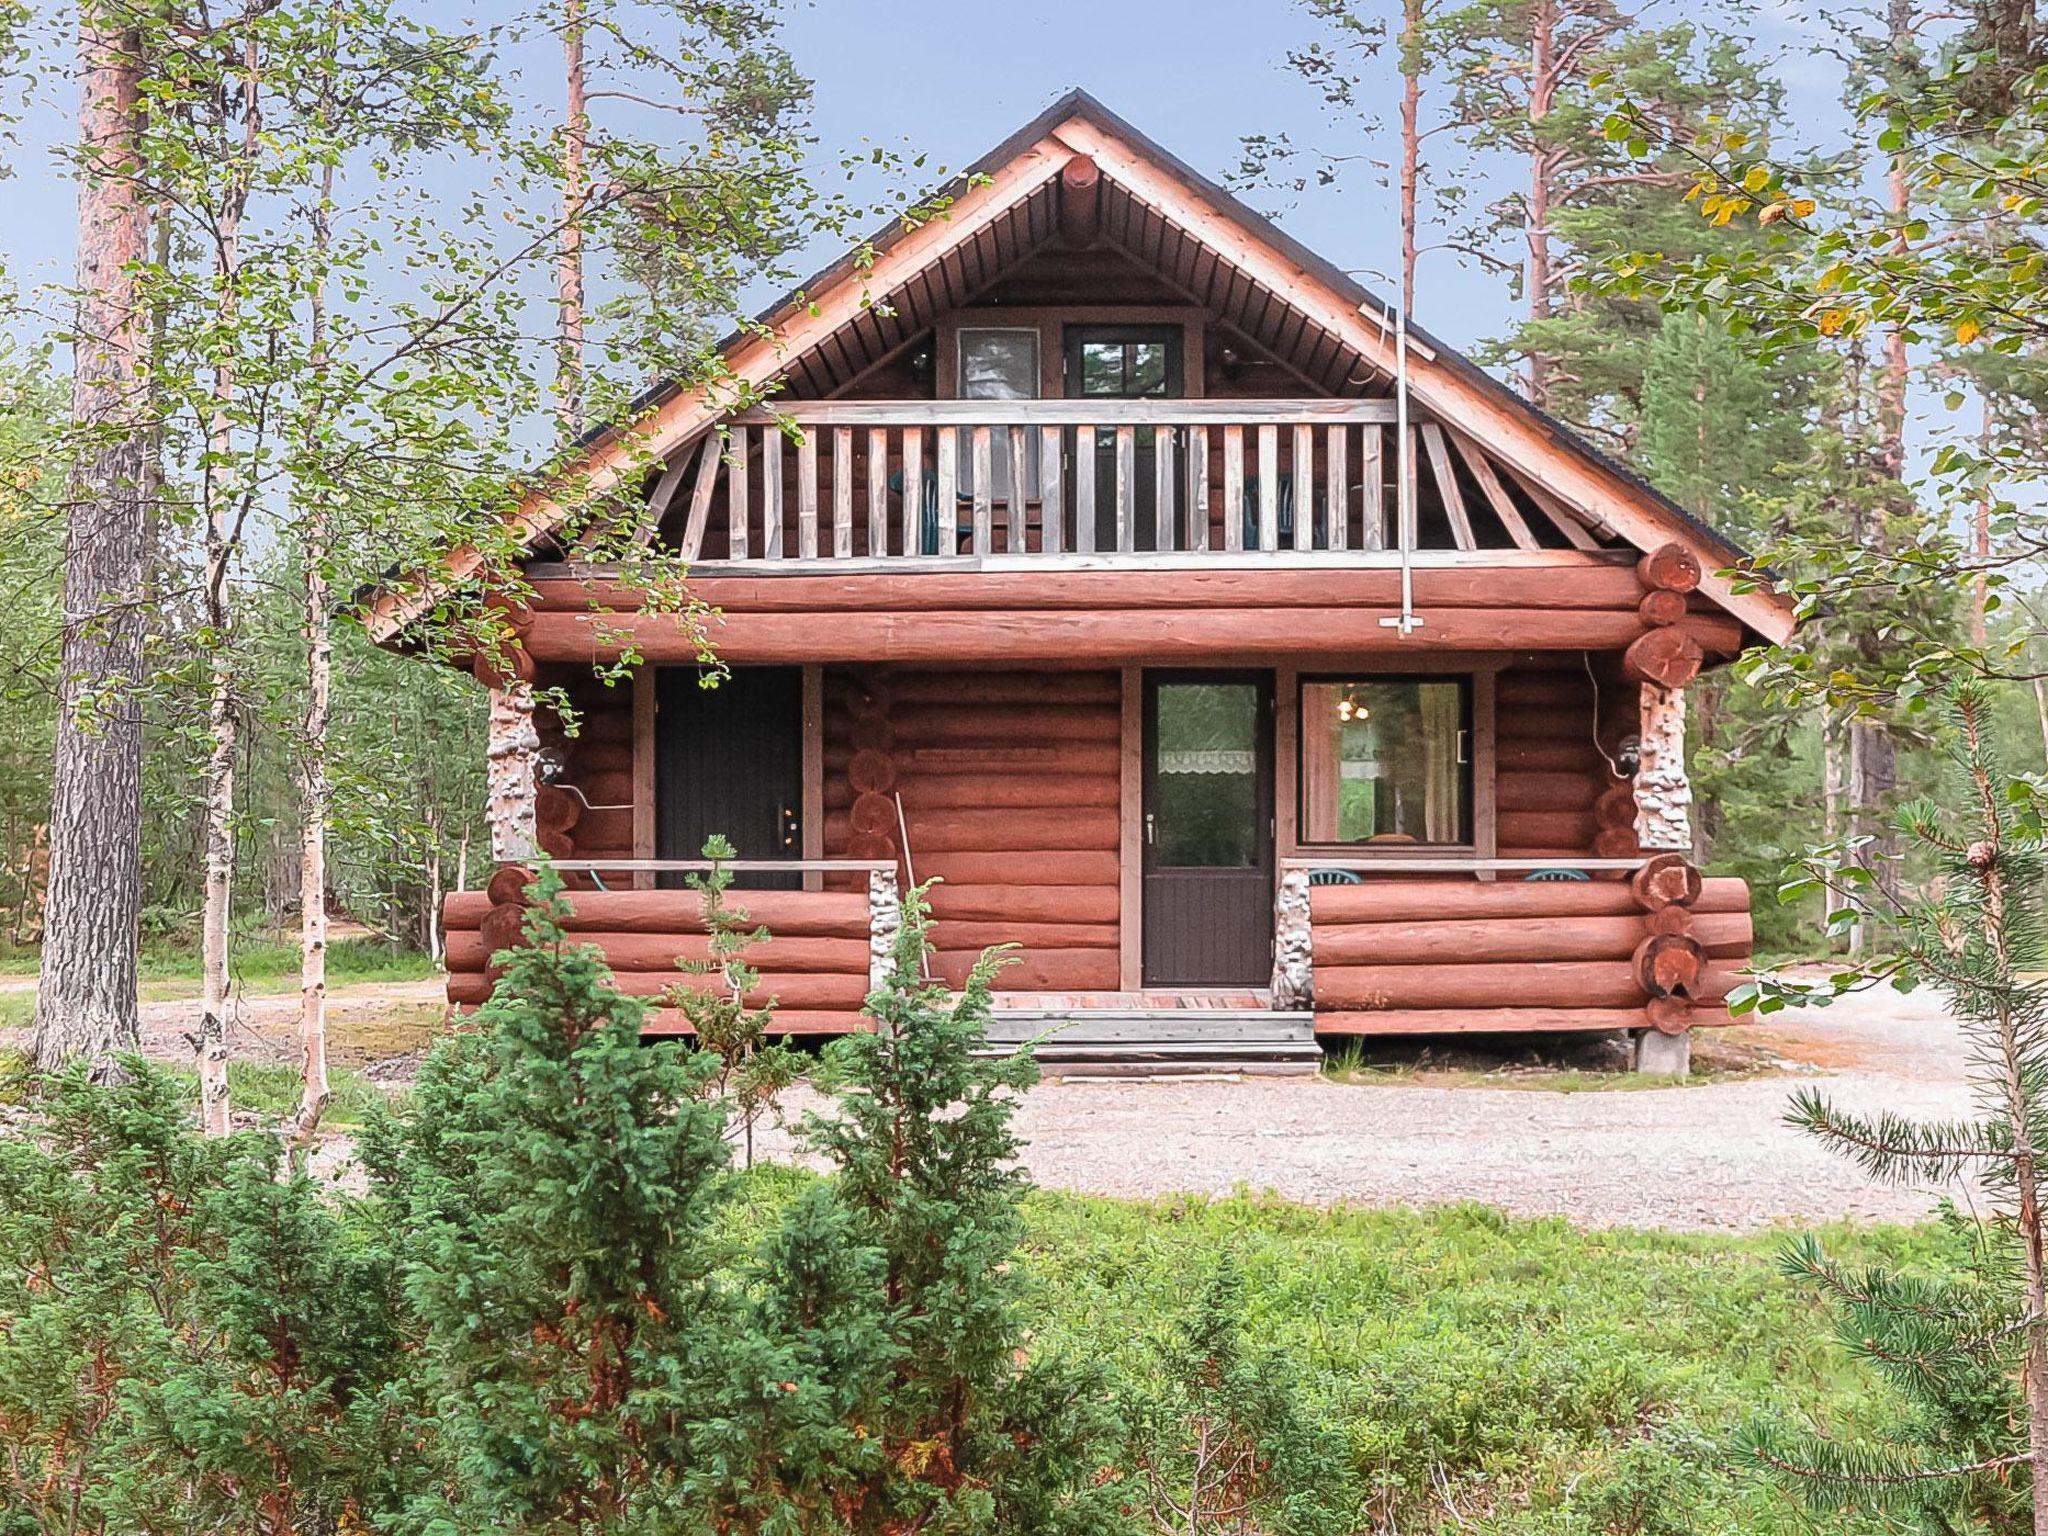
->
[[983, 1009, 1317, 1048], [975, 1009, 1322, 1076]]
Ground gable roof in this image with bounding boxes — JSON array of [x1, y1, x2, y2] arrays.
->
[[367, 88, 1795, 646]]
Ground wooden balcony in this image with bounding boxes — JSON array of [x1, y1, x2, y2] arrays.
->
[[623, 398, 1610, 567]]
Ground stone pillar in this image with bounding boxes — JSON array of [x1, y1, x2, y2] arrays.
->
[[1271, 868, 1314, 1009], [867, 865, 902, 991], [1634, 1027, 1691, 1078], [486, 682, 541, 863], [1634, 683, 1692, 853]]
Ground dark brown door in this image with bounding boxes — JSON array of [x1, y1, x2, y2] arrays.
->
[[1064, 325, 1183, 551], [655, 666, 803, 889], [1142, 672, 1274, 985]]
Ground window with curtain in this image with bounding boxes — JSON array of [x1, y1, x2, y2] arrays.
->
[[956, 328, 1039, 503], [1298, 678, 1470, 845]]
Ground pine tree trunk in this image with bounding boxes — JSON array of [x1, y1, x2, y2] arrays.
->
[[1524, 0, 1557, 407], [1878, 0, 1913, 479], [35, 2, 152, 1075], [1399, 0, 1422, 313], [557, 0, 587, 436]]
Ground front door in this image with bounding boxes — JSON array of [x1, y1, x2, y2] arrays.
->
[[655, 666, 803, 889], [1065, 325, 1183, 551], [1142, 672, 1274, 986]]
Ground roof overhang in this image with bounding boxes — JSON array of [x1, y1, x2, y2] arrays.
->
[[365, 89, 1795, 649]]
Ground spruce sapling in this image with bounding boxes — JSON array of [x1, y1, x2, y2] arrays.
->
[[1735, 685, 2047, 1531]]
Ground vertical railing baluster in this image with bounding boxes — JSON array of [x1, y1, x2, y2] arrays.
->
[[832, 427, 854, 558], [1222, 426, 1244, 553], [1257, 424, 1279, 552], [1006, 425, 1028, 554], [970, 425, 993, 555], [1189, 425, 1210, 552], [901, 427, 924, 556], [728, 426, 749, 559], [761, 426, 784, 559], [1039, 424, 1063, 554], [1114, 425, 1135, 553], [1155, 426, 1176, 551], [866, 427, 888, 557], [1074, 427, 1096, 554], [1326, 424, 1348, 552], [796, 429, 818, 558], [935, 429, 958, 554], [1360, 424, 1384, 551]]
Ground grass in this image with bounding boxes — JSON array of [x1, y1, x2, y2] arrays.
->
[[1316, 1035, 1778, 1091], [1013, 1190, 1935, 1535], [0, 937, 440, 994]]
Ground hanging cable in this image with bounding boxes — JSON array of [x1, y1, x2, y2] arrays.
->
[[1583, 649, 1628, 779]]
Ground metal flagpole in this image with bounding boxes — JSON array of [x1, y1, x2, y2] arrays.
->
[[1376, 295, 1423, 637]]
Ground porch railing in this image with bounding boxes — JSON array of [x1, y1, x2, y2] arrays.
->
[[647, 399, 1479, 564]]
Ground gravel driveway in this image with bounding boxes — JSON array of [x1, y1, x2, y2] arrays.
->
[[757, 986, 1977, 1232]]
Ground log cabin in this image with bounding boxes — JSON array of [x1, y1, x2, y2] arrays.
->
[[372, 91, 1795, 1077]]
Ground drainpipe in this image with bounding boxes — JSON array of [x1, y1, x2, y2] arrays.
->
[[1371, 298, 1423, 637]]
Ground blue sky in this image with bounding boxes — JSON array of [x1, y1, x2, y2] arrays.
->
[[1, 0, 1851, 385]]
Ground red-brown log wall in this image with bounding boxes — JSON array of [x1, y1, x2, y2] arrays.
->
[[1494, 664, 1631, 861], [1308, 876, 1752, 1034], [441, 886, 872, 1036], [532, 667, 636, 886], [822, 667, 1123, 991]]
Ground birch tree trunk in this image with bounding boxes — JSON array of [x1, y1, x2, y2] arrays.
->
[[557, 0, 588, 436], [34, 2, 152, 1074], [196, 28, 263, 1138]]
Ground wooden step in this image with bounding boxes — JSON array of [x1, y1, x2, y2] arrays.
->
[[974, 1008, 1320, 1076]]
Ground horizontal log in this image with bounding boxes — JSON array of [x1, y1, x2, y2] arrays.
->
[[1495, 810, 1597, 850], [827, 743, 1122, 778], [527, 562, 1652, 616], [881, 703, 1121, 744], [1495, 771, 1600, 813], [928, 919, 1120, 949], [857, 670, 1122, 706], [930, 948, 1122, 991], [1315, 1007, 1653, 1036], [445, 932, 867, 976], [838, 808, 1119, 852], [523, 608, 1745, 667], [445, 969, 871, 1009], [1312, 911, 1751, 967], [554, 768, 634, 807], [923, 883, 1121, 924], [826, 774, 1120, 812], [446, 887, 870, 936], [913, 850, 1122, 886], [640, 1007, 870, 1037], [569, 807, 633, 851], [1494, 675, 1596, 710], [1308, 876, 1749, 924], [1317, 961, 1650, 1010], [1496, 705, 1600, 743], [1496, 739, 1601, 773]]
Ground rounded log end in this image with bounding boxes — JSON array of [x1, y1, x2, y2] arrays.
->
[[486, 863, 539, 907], [1644, 996, 1694, 1036], [1632, 932, 1707, 998], [1637, 589, 1689, 627], [1631, 852, 1703, 911], [1637, 542, 1703, 593], [1623, 626, 1703, 690]]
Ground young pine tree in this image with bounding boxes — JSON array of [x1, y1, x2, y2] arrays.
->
[[1119, 1259, 1355, 1536], [668, 834, 802, 1169], [377, 866, 734, 1533], [784, 885, 1124, 1536], [1737, 684, 2047, 1532], [0, 1063, 421, 1533]]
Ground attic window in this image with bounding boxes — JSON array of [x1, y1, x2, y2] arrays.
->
[[957, 328, 1040, 506]]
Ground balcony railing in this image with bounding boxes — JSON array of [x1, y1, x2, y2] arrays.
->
[[634, 398, 1539, 567]]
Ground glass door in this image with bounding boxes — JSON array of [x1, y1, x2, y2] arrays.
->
[[1142, 672, 1274, 986], [1064, 325, 1183, 551]]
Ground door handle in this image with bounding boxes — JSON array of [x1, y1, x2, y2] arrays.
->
[[1144, 813, 1156, 845], [780, 805, 798, 848]]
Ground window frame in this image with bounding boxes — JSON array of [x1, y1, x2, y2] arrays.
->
[[1292, 672, 1480, 853]]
